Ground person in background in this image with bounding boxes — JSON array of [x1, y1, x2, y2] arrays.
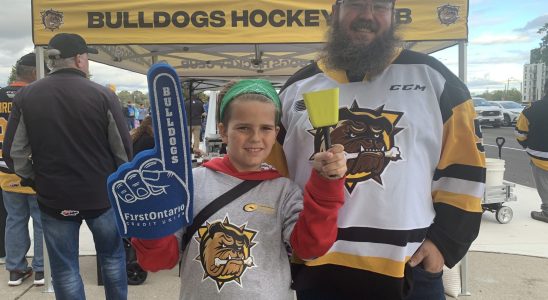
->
[[3, 33, 131, 299], [0, 53, 45, 286], [124, 100, 137, 130], [268, 0, 485, 299], [200, 100, 209, 142], [185, 96, 205, 157], [131, 115, 154, 154], [515, 79, 548, 223], [137, 104, 148, 125]]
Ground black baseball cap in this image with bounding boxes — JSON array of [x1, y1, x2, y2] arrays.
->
[[16, 52, 50, 72], [47, 33, 98, 59], [17, 53, 38, 67]]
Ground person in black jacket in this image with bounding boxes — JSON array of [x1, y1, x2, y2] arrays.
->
[[3, 33, 131, 299], [515, 79, 548, 223]]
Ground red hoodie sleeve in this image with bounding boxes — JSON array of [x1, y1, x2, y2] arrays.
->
[[131, 236, 180, 272], [290, 170, 345, 259]]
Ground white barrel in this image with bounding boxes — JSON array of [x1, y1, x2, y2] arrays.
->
[[485, 158, 505, 186]]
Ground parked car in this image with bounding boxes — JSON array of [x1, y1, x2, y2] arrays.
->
[[488, 101, 524, 126], [472, 97, 504, 127]]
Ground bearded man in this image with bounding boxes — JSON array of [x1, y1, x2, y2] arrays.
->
[[267, 0, 485, 299]]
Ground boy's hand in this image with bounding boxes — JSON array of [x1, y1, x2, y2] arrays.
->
[[312, 144, 347, 180]]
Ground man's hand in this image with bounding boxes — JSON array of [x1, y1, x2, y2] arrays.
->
[[312, 144, 347, 180], [408, 239, 445, 273]]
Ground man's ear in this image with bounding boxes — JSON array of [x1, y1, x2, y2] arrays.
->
[[218, 122, 228, 144]]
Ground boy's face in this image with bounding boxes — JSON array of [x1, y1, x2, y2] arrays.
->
[[218, 99, 279, 172]]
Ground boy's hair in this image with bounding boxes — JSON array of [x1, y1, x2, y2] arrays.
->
[[217, 80, 281, 125]]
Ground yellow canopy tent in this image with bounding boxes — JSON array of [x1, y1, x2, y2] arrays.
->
[[31, 0, 469, 82]]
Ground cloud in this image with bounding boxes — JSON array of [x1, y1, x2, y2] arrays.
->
[[515, 14, 548, 32], [471, 34, 531, 45], [90, 62, 148, 92]]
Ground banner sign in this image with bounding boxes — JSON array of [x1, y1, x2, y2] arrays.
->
[[107, 63, 193, 239], [32, 0, 468, 45]]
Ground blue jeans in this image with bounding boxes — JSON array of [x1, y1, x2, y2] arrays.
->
[[3, 191, 43, 272], [404, 266, 445, 300], [40, 208, 127, 300]]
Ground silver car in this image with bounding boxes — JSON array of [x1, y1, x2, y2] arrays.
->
[[472, 97, 504, 127], [488, 101, 524, 126]]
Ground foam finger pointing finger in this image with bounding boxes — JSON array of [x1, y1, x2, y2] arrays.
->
[[147, 64, 190, 177]]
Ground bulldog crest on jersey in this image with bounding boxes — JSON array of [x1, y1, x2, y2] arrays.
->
[[309, 100, 404, 192], [194, 216, 257, 291]]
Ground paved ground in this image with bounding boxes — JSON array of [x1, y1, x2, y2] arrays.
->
[[0, 182, 546, 299]]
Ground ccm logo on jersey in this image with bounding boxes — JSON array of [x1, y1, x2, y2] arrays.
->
[[390, 84, 426, 91]]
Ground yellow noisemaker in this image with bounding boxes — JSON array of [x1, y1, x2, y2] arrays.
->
[[303, 88, 339, 148]]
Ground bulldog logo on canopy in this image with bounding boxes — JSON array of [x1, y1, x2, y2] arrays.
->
[[107, 63, 193, 239]]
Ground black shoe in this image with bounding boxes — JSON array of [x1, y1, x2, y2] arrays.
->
[[531, 211, 548, 223], [8, 267, 33, 286], [34, 271, 45, 285]]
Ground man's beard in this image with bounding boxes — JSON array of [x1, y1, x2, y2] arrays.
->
[[322, 18, 400, 81]]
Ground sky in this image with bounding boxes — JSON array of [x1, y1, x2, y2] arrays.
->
[[0, 0, 547, 95]]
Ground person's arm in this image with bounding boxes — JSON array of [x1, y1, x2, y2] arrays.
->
[[288, 145, 347, 259], [2, 96, 35, 187], [106, 92, 133, 165], [514, 110, 529, 148], [131, 236, 180, 272], [289, 170, 345, 259], [427, 93, 485, 269]]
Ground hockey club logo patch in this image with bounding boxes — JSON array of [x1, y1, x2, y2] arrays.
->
[[437, 4, 460, 26], [41, 9, 64, 31], [309, 100, 404, 193]]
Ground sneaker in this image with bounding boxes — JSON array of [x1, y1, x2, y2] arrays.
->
[[0, 257, 5, 264], [34, 271, 45, 286], [8, 267, 33, 286], [531, 211, 548, 223]]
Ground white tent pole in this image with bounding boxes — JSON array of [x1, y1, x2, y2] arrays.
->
[[458, 41, 467, 83], [35, 46, 46, 80], [457, 40, 472, 297], [35, 46, 54, 294]]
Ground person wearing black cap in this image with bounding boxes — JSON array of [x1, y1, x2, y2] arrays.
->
[[3, 33, 131, 299], [268, 1, 484, 299], [0, 53, 45, 287]]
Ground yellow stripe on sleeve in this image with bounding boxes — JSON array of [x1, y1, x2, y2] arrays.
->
[[432, 190, 483, 213], [438, 100, 486, 170]]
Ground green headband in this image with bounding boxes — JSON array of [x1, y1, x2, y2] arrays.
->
[[219, 79, 281, 122]]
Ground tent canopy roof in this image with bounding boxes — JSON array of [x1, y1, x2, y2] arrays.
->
[[32, 0, 468, 84]]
